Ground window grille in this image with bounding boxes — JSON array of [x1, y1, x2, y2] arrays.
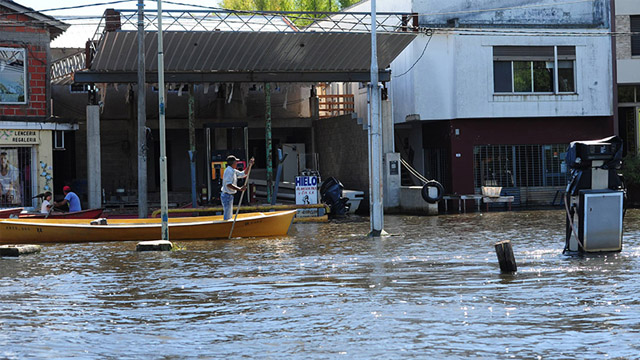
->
[[0, 147, 33, 207], [473, 144, 569, 189]]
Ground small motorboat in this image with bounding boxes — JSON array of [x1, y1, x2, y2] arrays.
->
[[18, 208, 105, 219], [0, 210, 296, 244], [0, 207, 24, 219]]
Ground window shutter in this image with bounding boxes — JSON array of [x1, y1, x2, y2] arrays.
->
[[493, 46, 554, 61], [557, 46, 576, 60]]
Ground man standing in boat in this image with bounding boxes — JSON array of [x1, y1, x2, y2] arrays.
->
[[54, 186, 82, 213], [221, 155, 254, 220]]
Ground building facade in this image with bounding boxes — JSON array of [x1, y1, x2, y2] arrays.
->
[[0, 0, 75, 209], [388, 0, 615, 205], [615, 0, 640, 155]]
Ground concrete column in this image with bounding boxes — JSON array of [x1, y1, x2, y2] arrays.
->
[[86, 105, 102, 209]]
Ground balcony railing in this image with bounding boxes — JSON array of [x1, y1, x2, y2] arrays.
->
[[318, 94, 355, 119]]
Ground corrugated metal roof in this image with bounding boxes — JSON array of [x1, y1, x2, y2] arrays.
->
[[90, 31, 415, 73]]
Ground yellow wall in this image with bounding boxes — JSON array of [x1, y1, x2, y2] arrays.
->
[[36, 130, 54, 196]]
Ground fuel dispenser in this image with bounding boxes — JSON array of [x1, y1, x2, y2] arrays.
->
[[564, 136, 625, 254], [205, 122, 250, 205]]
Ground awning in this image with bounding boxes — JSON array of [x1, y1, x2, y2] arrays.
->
[[74, 30, 416, 83]]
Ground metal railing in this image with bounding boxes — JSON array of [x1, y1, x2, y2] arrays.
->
[[51, 51, 86, 82], [113, 9, 416, 34]]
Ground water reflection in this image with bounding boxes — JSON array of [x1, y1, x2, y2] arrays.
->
[[1, 209, 640, 358]]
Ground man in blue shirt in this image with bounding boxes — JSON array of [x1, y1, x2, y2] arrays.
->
[[55, 185, 82, 212]]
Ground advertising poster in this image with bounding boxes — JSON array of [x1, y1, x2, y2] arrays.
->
[[0, 48, 26, 103], [295, 176, 318, 217], [0, 148, 22, 205]]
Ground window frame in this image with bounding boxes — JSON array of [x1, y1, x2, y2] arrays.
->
[[493, 46, 576, 95], [0, 47, 27, 105]]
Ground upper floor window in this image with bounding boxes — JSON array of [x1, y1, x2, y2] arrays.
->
[[0, 48, 26, 104], [631, 16, 640, 56], [493, 46, 576, 94]]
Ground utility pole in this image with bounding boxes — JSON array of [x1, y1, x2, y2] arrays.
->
[[369, 0, 384, 236], [157, 0, 169, 240], [137, 0, 148, 219]]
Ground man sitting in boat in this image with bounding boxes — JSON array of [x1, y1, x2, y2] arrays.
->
[[221, 155, 254, 220], [54, 186, 82, 212]]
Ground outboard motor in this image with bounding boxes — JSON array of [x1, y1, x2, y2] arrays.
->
[[564, 136, 625, 254], [320, 177, 350, 217]]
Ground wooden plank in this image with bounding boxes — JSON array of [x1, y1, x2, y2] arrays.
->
[[0, 244, 42, 257], [317, 94, 355, 98]]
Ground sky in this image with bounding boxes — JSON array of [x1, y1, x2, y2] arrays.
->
[[16, 0, 224, 47]]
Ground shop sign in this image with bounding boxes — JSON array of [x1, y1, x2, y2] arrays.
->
[[0, 130, 40, 145], [295, 176, 319, 217]]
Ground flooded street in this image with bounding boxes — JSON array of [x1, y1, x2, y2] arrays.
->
[[2, 209, 640, 359]]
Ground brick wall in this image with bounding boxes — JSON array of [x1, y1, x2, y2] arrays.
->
[[0, 9, 50, 119], [313, 115, 369, 210]]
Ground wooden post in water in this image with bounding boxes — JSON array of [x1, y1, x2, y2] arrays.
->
[[494, 240, 517, 273]]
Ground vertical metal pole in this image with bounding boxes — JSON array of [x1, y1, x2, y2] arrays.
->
[[188, 85, 197, 208], [137, 0, 148, 218], [86, 105, 102, 209], [244, 126, 250, 203], [206, 127, 211, 201], [157, 0, 169, 240], [369, 0, 384, 235], [265, 82, 273, 204]]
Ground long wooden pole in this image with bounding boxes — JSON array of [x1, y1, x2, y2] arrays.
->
[[228, 173, 251, 239]]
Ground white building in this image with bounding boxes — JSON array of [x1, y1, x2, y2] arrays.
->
[[338, 0, 615, 207]]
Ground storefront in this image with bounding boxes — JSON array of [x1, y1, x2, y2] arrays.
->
[[0, 127, 61, 209]]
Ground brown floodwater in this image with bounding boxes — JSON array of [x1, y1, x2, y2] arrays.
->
[[1, 209, 640, 359]]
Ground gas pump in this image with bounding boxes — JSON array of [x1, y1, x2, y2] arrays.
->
[[564, 136, 625, 254], [205, 122, 250, 204]]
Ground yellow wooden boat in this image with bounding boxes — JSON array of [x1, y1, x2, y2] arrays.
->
[[0, 210, 296, 244]]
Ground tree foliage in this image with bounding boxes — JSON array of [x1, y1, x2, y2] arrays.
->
[[221, 0, 360, 12]]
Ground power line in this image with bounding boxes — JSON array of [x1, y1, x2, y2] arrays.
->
[[393, 30, 433, 79], [0, 0, 137, 17]]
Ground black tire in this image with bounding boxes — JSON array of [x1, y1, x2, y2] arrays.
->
[[421, 181, 444, 204]]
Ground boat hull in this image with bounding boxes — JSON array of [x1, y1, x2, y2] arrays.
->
[[18, 208, 104, 219], [0, 208, 23, 219], [0, 210, 296, 244]]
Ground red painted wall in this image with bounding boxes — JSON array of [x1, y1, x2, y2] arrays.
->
[[423, 116, 613, 194], [0, 10, 49, 119]]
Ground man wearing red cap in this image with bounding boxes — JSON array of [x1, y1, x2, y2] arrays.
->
[[54, 186, 82, 212]]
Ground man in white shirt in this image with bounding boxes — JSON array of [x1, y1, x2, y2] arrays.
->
[[221, 155, 254, 220]]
